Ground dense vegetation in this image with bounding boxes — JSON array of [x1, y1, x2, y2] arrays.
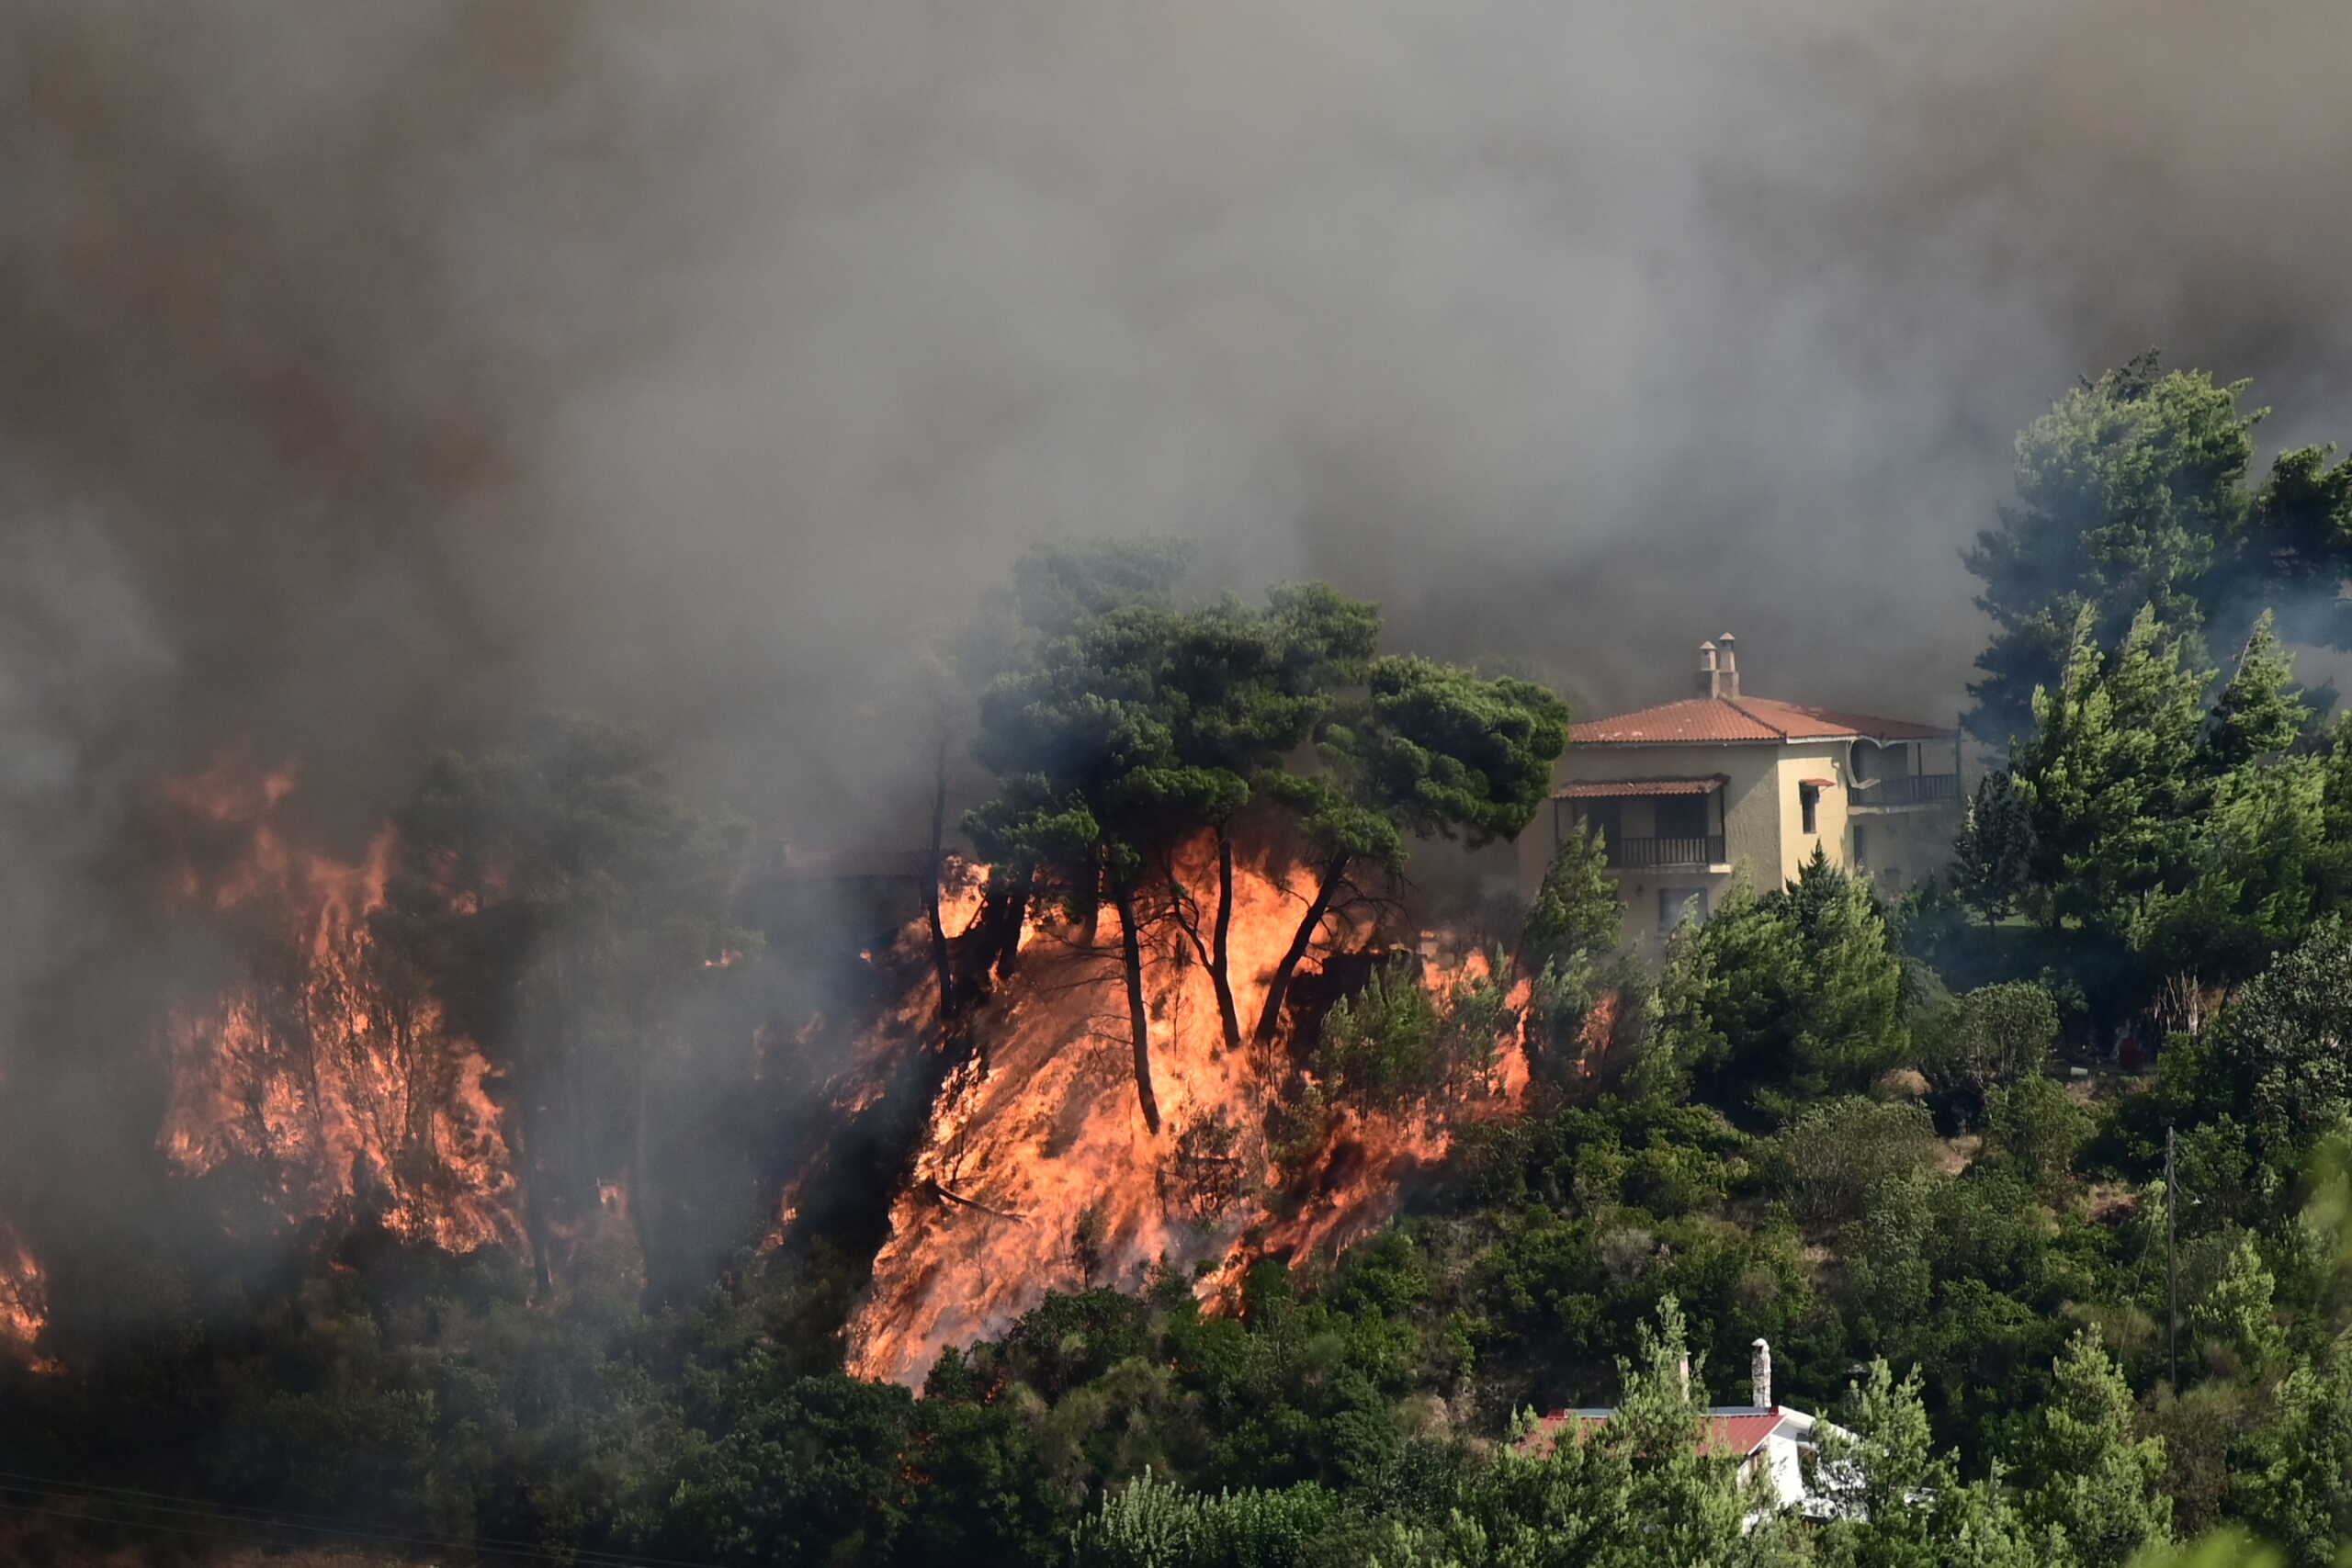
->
[[6, 358, 2352, 1567]]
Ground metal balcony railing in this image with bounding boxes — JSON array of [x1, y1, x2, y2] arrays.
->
[[1851, 773, 1961, 808], [1608, 835, 1726, 870]]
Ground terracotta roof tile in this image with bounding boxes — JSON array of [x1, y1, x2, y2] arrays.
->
[[1518, 1408, 1788, 1459], [1555, 776, 1726, 799], [1571, 694, 1953, 746]]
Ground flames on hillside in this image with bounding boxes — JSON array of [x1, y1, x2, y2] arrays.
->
[[845, 835, 1530, 1386], [1, 765, 1530, 1382], [154, 763, 520, 1250]]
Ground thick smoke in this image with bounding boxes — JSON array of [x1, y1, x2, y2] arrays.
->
[[6, 0, 2352, 1265]]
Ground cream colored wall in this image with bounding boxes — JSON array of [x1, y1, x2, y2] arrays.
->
[[1515, 735, 1961, 948], [1519, 741, 1783, 950], [1766, 741, 1852, 884]]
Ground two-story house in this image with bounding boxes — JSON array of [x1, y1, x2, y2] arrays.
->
[[1519, 634, 1962, 946]]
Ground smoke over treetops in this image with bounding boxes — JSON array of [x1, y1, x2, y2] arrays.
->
[[7, 1, 2352, 1155]]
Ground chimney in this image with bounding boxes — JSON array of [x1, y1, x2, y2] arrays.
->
[[1677, 1352, 1692, 1401], [1716, 633, 1740, 700], [1750, 1337, 1772, 1410], [1696, 639, 1720, 699]]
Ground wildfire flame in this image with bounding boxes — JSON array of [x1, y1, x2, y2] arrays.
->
[[157, 762, 517, 1250], [0, 1222, 44, 1357], [845, 836, 1526, 1386]]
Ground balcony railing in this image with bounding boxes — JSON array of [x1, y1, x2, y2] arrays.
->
[[1850, 773, 1961, 808], [1607, 835, 1726, 870]]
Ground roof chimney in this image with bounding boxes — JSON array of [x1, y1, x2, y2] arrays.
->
[[1697, 639, 1720, 699], [1750, 1337, 1772, 1411], [1715, 633, 1740, 700]]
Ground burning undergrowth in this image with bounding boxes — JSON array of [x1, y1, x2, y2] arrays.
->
[[845, 834, 1528, 1387], [155, 762, 519, 1251]]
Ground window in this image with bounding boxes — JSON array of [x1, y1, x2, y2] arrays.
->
[[1799, 783, 1819, 836], [1654, 793, 1709, 841], [1576, 799, 1624, 859], [1851, 824, 1868, 866], [1849, 745, 1869, 783], [1659, 886, 1708, 932]]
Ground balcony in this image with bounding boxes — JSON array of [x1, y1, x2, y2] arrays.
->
[[1849, 773, 1961, 809], [1607, 834, 1727, 870]]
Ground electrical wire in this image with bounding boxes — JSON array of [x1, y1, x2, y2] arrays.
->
[[0, 1468, 730, 1568]]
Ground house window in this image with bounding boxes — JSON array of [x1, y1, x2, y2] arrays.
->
[[1851, 824, 1868, 866], [1799, 783, 1819, 836], [1849, 745, 1869, 783], [1573, 799, 1623, 859], [1654, 793, 1709, 842], [1659, 886, 1708, 933]]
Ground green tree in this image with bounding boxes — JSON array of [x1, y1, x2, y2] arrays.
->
[[648, 1370, 916, 1567], [2233, 1331, 2352, 1568], [2029, 1328, 2172, 1568], [2013, 604, 2213, 934], [1918, 981, 2059, 1131], [1656, 852, 1905, 1118], [1154, 584, 1381, 1052], [2207, 922, 2352, 1192], [1813, 1359, 1951, 1568], [1966, 356, 2352, 750], [1982, 1075, 2092, 1201], [2191, 1235, 2285, 1376], [2203, 612, 2310, 771], [1312, 955, 1510, 1119], [383, 714, 754, 1296], [1951, 770, 2035, 926], [1252, 657, 1567, 1046], [1073, 1470, 1340, 1568], [1523, 822, 1624, 973]]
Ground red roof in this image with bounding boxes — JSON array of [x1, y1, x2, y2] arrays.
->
[[1556, 775, 1726, 799], [1572, 694, 1953, 747], [1697, 1412, 1787, 1457], [1520, 1408, 1787, 1459]]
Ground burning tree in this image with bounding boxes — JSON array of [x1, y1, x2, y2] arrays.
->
[[962, 544, 1565, 1134], [1250, 653, 1569, 1047], [380, 714, 758, 1295]]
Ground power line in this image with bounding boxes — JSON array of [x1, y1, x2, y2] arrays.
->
[[0, 1470, 729, 1568]]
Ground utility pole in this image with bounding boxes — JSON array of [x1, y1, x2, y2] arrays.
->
[[2165, 1124, 2179, 1391]]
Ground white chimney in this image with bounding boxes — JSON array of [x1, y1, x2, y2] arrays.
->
[[1696, 640, 1720, 699], [1716, 633, 1740, 700], [1677, 1352, 1692, 1401], [1750, 1337, 1772, 1410]]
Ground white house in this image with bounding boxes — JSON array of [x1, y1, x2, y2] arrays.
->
[[1515, 1338, 1860, 1526]]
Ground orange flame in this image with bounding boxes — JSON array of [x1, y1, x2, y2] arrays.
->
[[844, 836, 1525, 1385], [157, 763, 518, 1250], [0, 1223, 44, 1356]]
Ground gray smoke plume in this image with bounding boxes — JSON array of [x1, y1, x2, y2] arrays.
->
[[6, 0, 2352, 1263]]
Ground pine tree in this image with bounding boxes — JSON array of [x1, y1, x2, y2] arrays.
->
[[2204, 611, 2309, 770], [1524, 820, 1624, 970], [1951, 770, 2034, 926], [1965, 357, 2256, 749], [1785, 847, 1907, 1100], [2030, 1327, 2172, 1568], [2014, 604, 2212, 933]]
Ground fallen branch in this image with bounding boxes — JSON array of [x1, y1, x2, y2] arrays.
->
[[922, 1179, 1027, 1224]]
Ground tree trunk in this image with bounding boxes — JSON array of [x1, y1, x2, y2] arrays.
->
[[628, 1036, 656, 1301], [1110, 875, 1163, 1134], [1208, 829, 1243, 1053], [991, 864, 1034, 982], [515, 1108, 555, 1297], [922, 739, 956, 1050], [1252, 852, 1350, 1047]]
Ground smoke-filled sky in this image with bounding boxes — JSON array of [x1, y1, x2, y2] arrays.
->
[[8, 0, 2352, 985]]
